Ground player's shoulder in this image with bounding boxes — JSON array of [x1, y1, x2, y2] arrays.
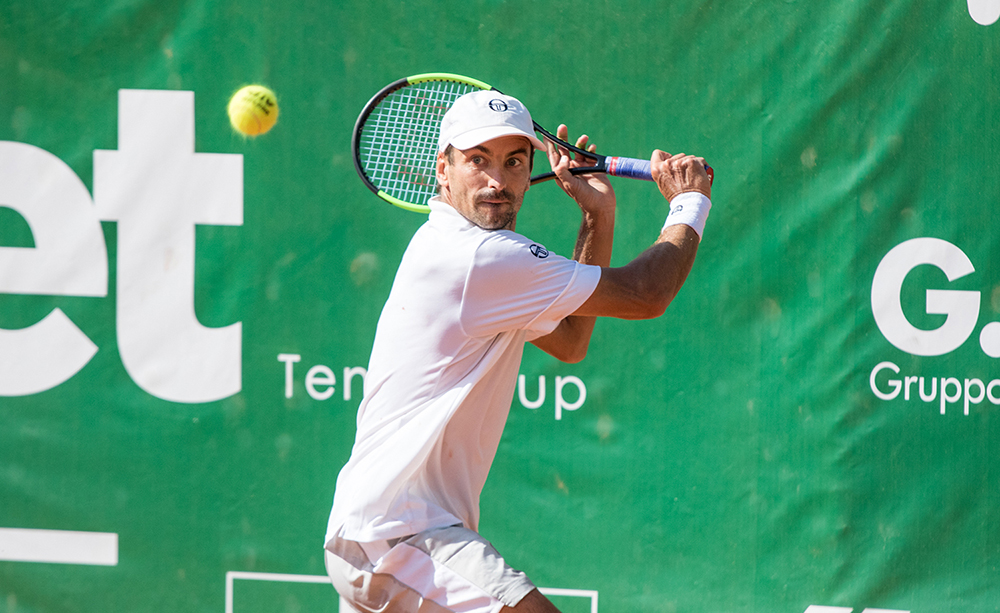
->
[[475, 229, 558, 265]]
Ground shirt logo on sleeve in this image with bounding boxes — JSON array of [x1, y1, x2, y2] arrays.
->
[[529, 244, 549, 258]]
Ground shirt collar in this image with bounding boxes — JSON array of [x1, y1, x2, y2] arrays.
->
[[428, 196, 476, 231]]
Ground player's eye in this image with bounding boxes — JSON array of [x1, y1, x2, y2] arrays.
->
[[471, 156, 485, 165]]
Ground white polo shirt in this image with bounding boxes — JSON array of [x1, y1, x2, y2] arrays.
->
[[326, 197, 601, 546]]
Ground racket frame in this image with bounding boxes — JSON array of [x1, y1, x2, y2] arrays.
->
[[351, 73, 492, 213], [351, 72, 699, 213]]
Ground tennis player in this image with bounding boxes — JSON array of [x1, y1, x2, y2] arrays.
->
[[325, 90, 712, 612]]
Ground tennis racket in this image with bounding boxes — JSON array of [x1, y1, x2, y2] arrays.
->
[[352, 72, 713, 213]]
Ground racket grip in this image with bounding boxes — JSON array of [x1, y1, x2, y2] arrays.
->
[[606, 156, 653, 180], [607, 157, 715, 185]]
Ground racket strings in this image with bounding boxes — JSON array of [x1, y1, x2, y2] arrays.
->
[[359, 80, 480, 205]]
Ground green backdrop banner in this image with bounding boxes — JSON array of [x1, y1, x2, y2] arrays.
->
[[2, 1, 999, 611]]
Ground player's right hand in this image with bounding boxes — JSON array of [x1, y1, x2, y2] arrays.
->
[[546, 124, 616, 216], [650, 150, 711, 202]]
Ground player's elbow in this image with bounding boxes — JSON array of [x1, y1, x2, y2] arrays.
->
[[559, 343, 589, 364], [551, 334, 590, 363], [626, 283, 678, 320], [532, 323, 592, 363], [634, 296, 671, 320]]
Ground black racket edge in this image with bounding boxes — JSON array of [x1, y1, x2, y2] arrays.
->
[[351, 76, 411, 200], [351, 73, 713, 209], [530, 123, 716, 186], [528, 122, 614, 185]]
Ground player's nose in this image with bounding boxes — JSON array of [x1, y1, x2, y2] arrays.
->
[[485, 165, 505, 190]]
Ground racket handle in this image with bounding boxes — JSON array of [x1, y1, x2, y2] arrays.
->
[[606, 156, 715, 185], [606, 156, 653, 180]]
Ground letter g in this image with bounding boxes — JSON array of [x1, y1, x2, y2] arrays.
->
[[872, 238, 980, 356]]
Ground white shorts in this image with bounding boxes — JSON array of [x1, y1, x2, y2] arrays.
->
[[324, 525, 536, 613]]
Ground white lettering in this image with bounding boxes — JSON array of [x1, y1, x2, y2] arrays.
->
[[306, 365, 335, 400], [518, 375, 546, 409], [0, 142, 107, 395], [803, 607, 909, 613], [872, 238, 980, 356], [869, 361, 901, 400], [94, 90, 243, 403], [870, 362, 1000, 416], [277, 356, 367, 403], [0, 142, 107, 296], [555, 376, 586, 421], [979, 321, 1000, 357], [919, 376, 937, 403], [277, 354, 301, 399], [275, 359, 587, 419], [1, 90, 242, 403], [0, 311, 99, 396], [969, 0, 1000, 25], [342, 367, 367, 401], [941, 377, 962, 414], [965, 378, 985, 415]]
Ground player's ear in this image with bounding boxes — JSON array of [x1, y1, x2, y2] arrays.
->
[[435, 151, 449, 189]]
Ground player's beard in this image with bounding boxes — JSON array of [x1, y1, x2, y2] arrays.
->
[[468, 187, 522, 231]]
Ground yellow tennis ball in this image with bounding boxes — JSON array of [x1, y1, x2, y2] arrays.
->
[[228, 85, 279, 136]]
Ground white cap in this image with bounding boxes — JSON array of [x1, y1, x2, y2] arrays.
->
[[438, 90, 545, 153]]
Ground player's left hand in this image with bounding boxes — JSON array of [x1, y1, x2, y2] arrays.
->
[[546, 125, 615, 216]]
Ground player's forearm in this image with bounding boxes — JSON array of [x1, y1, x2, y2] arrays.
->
[[620, 224, 701, 318], [540, 210, 613, 362], [572, 206, 615, 267], [572, 223, 700, 321], [613, 187, 709, 317], [529, 208, 614, 363]]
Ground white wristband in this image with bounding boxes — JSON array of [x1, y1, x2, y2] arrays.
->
[[662, 191, 711, 238]]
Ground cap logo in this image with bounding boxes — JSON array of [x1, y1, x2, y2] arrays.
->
[[488, 99, 509, 112]]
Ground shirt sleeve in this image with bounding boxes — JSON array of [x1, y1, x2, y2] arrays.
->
[[459, 231, 601, 339]]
